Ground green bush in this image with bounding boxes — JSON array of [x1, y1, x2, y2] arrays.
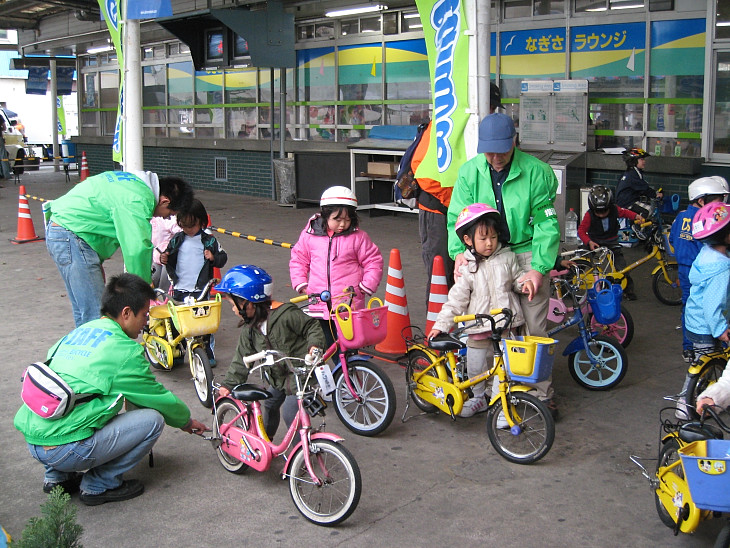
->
[[16, 486, 83, 548]]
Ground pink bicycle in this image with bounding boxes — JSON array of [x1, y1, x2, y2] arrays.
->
[[204, 349, 361, 526], [291, 289, 396, 437]]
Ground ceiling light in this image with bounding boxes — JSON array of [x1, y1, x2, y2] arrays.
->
[[403, 12, 420, 19], [87, 44, 113, 54], [325, 4, 387, 18]]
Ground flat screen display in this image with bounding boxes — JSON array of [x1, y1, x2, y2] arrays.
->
[[206, 30, 224, 60], [233, 34, 249, 57]]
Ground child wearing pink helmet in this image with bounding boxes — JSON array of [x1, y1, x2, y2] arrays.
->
[[676, 201, 730, 418], [428, 203, 535, 418]]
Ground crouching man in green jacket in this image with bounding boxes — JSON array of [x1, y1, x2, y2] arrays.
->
[[14, 273, 208, 506]]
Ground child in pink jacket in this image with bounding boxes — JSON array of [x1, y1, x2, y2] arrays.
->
[[290, 186, 383, 342]]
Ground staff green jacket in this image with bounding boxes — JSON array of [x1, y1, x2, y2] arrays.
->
[[223, 303, 326, 394], [447, 149, 560, 275], [49, 171, 157, 283], [15, 317, 191, 447]]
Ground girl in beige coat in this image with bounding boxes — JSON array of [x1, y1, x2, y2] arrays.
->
[[429, 204, 535, 417]]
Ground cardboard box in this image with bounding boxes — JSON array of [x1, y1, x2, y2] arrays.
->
[[367, 161, 398, 178]]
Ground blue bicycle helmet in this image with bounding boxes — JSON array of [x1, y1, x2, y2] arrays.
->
[[214, 265, 273, 303]]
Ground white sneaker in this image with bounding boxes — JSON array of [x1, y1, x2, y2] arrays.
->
[[496, 410, 510, 429], [460, 396, 488, 417], [675, 398, 691, 420]]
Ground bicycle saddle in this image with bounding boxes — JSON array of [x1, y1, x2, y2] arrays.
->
[[231, 383, 273, 402], [428, 333, 466, 352], [679, 421, 724, 443]]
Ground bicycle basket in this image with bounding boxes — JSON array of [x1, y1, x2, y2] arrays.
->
[[586, 279, 623, 325], [333, 301, 388, 350], [169, 294, 222, 338], [500, 336, 557, 383], [679, 439, 730, 512]]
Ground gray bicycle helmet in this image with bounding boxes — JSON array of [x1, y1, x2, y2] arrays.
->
[[588, 185, 614, 211]]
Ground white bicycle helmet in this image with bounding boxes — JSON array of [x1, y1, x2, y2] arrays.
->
[[320, 186, 358, 207], [688, 176, 730, 202]]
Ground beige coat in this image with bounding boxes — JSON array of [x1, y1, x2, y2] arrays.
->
[[433, 245, 526, 335]]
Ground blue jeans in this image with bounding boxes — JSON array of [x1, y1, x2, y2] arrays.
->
[[28, 409, 165, 495], [46, 222, 105, 327]]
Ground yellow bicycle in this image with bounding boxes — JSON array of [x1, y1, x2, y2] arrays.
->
[[402, 308, 556, 464]]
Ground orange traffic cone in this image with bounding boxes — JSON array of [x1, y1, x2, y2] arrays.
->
[[375, 249, 412, 355], [425, 255, 449, 334], [11, 185, 44, 244], [79, 151, 89, 181]]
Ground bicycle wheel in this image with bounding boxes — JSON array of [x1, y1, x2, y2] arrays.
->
[[213, 398, 249, 474], [686, 357, 727, 413], [654, 437, 682, 529], [406, 349, 439, 413], [332, 360, 396, 437], [585, 305, 634, 348], [569, 335, 628, 390], [288, 439, 361, 526], [570, 259, 595, 304], [714, 520, 730, 548], [652, 263, 682, 306], [486, 392, 554, 465], [191, 346, 214, 408]]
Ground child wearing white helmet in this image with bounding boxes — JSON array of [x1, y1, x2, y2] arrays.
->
[[676, 201, 730, 418], [289, 186, 383, 344], [669, 176, 729, 363], [428, 203, 535, 418]]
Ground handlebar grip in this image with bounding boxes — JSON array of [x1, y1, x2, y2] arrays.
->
[[453, 314, 475, 323], [489, 308, 506, 316], [640, 221, 652, 228], [290, 294, 308, 304], [243, 350, 268, 366]]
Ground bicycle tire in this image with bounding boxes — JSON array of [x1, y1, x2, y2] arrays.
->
[[191, 346, 214, 408], [652, 263, 682, 306], [570, 259, 595, 304], [654, 437, 682, 529], [332, 360, 396, 437], [405, 349, 439, 413], [486, 392, 554, 465], [686, 357, 727, 415], [144, 337, 170, 370], [569, 335, 628, 390], [585, 305, 634, 348], [714, 520, 730, 548], [213, 398, 250, 474], [288, 440, 361, 526]]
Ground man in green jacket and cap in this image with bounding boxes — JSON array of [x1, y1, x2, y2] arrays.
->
[[15, 273, 208, 506], [46, 170, 194, 326]]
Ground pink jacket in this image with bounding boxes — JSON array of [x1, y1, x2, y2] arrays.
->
[[151, 216, 181, 264], [290, 214, 383, 318]]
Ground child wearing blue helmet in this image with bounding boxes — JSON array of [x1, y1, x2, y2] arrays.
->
[[214, 265, 325, 439]]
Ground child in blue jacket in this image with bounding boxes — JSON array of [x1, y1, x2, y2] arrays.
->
[[669, 176, 729, 362]]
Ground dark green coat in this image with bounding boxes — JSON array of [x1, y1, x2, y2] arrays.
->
[[223, 303, 326, 394]]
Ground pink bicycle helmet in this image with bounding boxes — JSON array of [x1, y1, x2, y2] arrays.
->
[[455, 203, 501, 240], [692, 202, 730, 241]]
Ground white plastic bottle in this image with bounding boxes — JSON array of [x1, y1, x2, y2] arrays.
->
[[565, 208, 579, 245]]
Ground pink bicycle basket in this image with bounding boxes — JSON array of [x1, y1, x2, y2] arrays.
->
[[333, 302, 388, 350]]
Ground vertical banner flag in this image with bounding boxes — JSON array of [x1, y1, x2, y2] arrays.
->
[[97, 0, 124, 164], [414, 0, 470, 188], [56, 96, 67, 136]]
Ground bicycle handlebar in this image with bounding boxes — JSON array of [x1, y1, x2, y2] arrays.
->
[[700, 404, 730, 433], [453, 308, 514, 334], [243, 349, 271, 366]]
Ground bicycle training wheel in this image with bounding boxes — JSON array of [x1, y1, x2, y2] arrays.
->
[[686, 357, 727, 415], [585, 305, 634, 348], [405, 349, 439, 413], [654, 437, 684, 529], [191, 346, 214, 408], [288, 440, 361, 526], [333, 360, 396, 437], [144, 338, 171, 370], [652, 264, 682, 306], [213, 398, 250, 474], [569, 335, 628, 390], [486, 392, 555, 465]]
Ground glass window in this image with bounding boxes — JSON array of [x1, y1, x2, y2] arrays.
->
[[225, 68, 258, 104], [143, 64, 166, 107], [383, 13, 398, 35], [534, 0, 564, 16], [228, 107, 258, 139], [360, 15, 381, 33], [316, 22, 335, 39], [298, 24, 315, 41], [575, 0, 607, 12], [401, 11, 422, 32], [99, 70, 118, 108], [83, 73, 97, 108], [341, 19, 359, 36], [718, 3, 730, 40], [713, 51, 730, 155], [504, 0, 531, 18], [297, 47, 336, 140], [610, 0, 644, 8], [168, 61, 194, 106]]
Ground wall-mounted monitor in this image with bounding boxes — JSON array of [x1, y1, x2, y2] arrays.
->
[[233, 34, 249, 58], [206, 29, 225, 62]]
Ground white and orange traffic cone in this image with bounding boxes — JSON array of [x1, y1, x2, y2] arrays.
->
[[425, 255, 449, 334], [79, 151, 89, 181], [375, 248, 412, 355], [11, 185, 43, 244]]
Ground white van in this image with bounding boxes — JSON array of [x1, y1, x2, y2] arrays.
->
[[1, 107, 26, 172]]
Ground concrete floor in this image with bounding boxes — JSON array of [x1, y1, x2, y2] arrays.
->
[[0, 166, 724, 546]]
